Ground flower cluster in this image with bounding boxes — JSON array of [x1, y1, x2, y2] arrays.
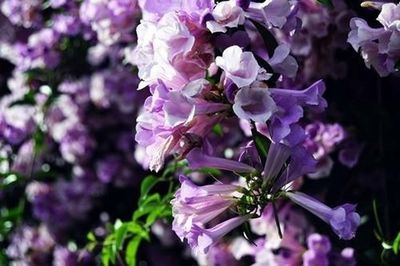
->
[[0, 0, 145, 264], [348, 2, 400, 76], [130, 0, 361, 257], [2, 0, 398, 265]]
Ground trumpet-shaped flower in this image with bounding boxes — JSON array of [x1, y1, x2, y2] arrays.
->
[[286, 192, 360, 240]]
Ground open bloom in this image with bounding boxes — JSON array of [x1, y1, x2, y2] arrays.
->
[[216, 45, 260, 88], [171, 175, 241, 241], [206, 0, 245, 33], [286, 192, 361, 240], [135, 79, 228, 171], [187, 215, 250, 255], [348, 2, 400, 76], [233, 82, 277, 123]]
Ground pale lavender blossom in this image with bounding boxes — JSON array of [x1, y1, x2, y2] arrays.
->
[[216, 45, 260, 88], [233, 82, 277, 123], [0, 95, 36, 145], [80, 0, 138, 45], [171, 175, 240, 241], [187, 215, 250, 254], [129, 11, 213, 90], [6, 225, 55, 265], [348, 2, 400, 76], [268, 80, 327, 142], [246, 0, 292, 28], [1, 0, 42, 28], [303, 234, 331, 266], [286, 191, 361, 240], [135, 80, 227, 171], [206, 0, 245, 33], [14, 28, 61, 70], [53, 14, 81, 36]]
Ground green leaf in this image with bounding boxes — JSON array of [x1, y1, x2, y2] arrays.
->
[[9, 90, 36, 107], [134, 194, 161, 220], [251, 125, 270, 163], [114, 224, 128, 251], [85, 242, 97, 252], [103, 234, 117, 264], [145, 207, 163, 227], [317, 0, 333, 8], [86, 231, 96, 242], [125, 236, 142, 266], [101, 244, 112, 266], [140, 176, 158, 200], [33, 129, 45, 154], [212, 124, 224, 137], [392, 232, 400, 255]]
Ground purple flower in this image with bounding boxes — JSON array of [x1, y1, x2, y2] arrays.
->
[[53, 14, 81, 36], [270, 145, 317, 192], [206, 0, 245, 33], [307, 233, 331, 254], [377, 3, 400, 31], [53, 247, 79, 266], [59, 127, 95, 164], [187, 148, 257, 173], [303, 249, 329, 266], [80, 0, 138, 45], [268, 80, 327, 142], [1, 0, 42, 28], [267, 44, 298, 78], [6, 225, 55, 265], [96, 155, 122, 183], [135, 80, 226, 172], [348, 3, 400, 76], [246, 0, 291, 28], [216, 45, 260, 88], [187, 215, 250, 254], [90, 69, 139, 114], [233, 82, 277, 123], [286, 192, 361, 240], [0, 95, 35, 145], [304, 122, 346, 160], [338, 142, 363, 168], [171, 175, 240, 241], [14, 28, 61, 70], [348, 18, 385, 51]]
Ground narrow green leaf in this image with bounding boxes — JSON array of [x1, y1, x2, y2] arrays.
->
[[133, 194, 161, 220], [127, 222, 142, 233], [392, 232, 400, 255], [251, 125, 270, 163], [85, 242, 97, 252], [101, 245, 111, 266], [86, 232, 96, 242], [125, 236, 142, 266], [140, 176, 158, 199], [114, 224, 128, 251], [145, 207, 162, 227]]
